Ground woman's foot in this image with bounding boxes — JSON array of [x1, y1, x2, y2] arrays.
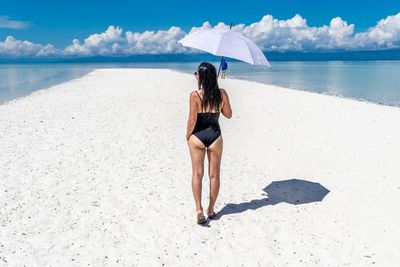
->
[[196, 210, 206, 225], [207, 212, 217, 220], [207, 206, 217, 219]]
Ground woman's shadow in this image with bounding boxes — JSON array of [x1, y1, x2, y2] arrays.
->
[[214, 178, 330, 219]]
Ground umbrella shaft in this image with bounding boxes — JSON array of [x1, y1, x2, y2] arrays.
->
[[217, 56, 224, 78], [217, 23, 231, 78]]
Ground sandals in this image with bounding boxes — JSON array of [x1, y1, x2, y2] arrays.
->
[[207, 212, 217, 220], [196, 209, 217, 224], [196, 213, 207, 225]]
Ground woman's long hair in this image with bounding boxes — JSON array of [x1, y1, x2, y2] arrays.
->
[[197, 62, 222, 116]]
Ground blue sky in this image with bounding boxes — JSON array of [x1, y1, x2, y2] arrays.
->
[[0, 0, 399, 57]]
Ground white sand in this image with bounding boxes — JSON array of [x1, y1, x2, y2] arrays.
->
[[1, 68, 400, 266]]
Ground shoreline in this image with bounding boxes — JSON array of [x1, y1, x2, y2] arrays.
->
[[228, 73, 400, 109], [171, 67, 400, 111], [0, 65, 93, 106], [1, 65, 400, 109]]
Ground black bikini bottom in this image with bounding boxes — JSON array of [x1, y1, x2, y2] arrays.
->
[[193, 128, 221, 148]]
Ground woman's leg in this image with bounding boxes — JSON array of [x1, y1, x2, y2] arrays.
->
[[206, 135, 223, 215], [188, 135, 206, 217]]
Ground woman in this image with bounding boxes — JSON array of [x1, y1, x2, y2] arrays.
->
[[186, 62, 233, 224]]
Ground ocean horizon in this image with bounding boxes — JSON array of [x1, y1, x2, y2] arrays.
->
[[2, 49, 400, 63], [1, 60, 399, 107]]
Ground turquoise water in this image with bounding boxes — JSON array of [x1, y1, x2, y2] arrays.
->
[[1, 61, 400, 107], [228, 61, 400, 106], [0, 64, 93, 104]]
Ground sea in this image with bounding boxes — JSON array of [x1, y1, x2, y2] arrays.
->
[[1, 60, 400, 107]]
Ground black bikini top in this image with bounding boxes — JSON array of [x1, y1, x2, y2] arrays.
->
[[193, 91, 221, 130]]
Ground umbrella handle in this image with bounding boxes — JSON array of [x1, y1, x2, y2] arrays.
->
[[217, 22, 233, 79], [217, 56, 224, 78], [217, 23, 232, 79]]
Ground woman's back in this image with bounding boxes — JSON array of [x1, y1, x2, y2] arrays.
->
[[192, 90, 221, 148]]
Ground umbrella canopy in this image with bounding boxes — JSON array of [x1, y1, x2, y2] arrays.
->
[[178, 28, 271, 67]]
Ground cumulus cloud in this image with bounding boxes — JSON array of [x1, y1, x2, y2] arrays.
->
[[196, 14, 356, 51], [1, 12, 400, 58], [353, 13, 400, 49], [185, 13, 399, 51], [0, 36, 58, 57], [64, 26, 124, 56], [64, 25, 186, 56], [0, 16, 29, 29], [125, 26, 186, 54], [60, 15, 359, 56]]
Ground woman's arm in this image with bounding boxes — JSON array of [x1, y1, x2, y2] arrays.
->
[[186, 92, 198, 140], [220, 88, 233, 119]]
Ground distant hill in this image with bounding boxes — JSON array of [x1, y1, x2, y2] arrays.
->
[[1, 49, 400, 63]]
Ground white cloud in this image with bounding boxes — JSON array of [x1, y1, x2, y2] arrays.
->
[[64, 26, 124, 56], [0, 36, 58, 57], [179, 14, 356, 51], [125, 26, 186, 54], [353, 13, 400, 49], [2, 12, 400, 58], [64, 25, 186, 56], [0, 16, 29, 29], [229, 14, 356, 51], [59, 15, 362, 56]]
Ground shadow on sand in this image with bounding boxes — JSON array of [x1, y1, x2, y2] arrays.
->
[[215, 178, 330, 219]]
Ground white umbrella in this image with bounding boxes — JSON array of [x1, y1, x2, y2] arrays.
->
[[177, 27, 271, 75]]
